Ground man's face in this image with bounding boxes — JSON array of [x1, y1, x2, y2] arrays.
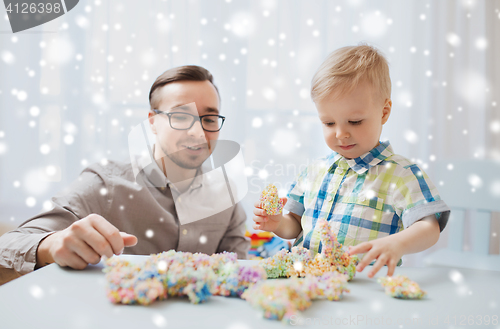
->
[[149, 80, 220, 169], [316, 80, 391, 159]]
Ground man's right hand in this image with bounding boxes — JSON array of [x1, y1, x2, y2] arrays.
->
[[36, 214, 138, 270]]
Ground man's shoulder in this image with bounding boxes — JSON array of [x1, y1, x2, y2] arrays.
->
[[83, 160, 134, 180]]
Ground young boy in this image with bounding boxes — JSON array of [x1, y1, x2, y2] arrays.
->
[[253, 44, 450, 278]]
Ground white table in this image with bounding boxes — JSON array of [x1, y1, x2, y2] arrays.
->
[[1, 255, 499, 328]]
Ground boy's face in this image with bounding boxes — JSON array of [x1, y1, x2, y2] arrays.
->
[[316, 80, 391, 159]]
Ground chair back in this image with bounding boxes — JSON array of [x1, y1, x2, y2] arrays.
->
[[430, 160, 500, 255]]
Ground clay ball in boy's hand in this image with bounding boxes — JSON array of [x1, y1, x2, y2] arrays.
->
[[260, 184, 284, 215]]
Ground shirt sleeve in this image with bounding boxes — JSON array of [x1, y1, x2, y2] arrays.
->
[[216, 202, 250, 259], [0, 165, 112, 274], [284, 166, 309, 217], [393, 164, 450, 231]]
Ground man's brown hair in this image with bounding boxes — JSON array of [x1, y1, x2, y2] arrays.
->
[[149, 65, 220, 110]]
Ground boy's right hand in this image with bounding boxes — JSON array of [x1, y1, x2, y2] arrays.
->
[[36, 214, 138, 270], [252, 198, 287, 232]]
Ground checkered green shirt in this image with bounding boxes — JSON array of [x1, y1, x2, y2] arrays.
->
[[286, 141, 450, 255]]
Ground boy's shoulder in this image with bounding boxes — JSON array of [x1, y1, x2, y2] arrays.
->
[[382, 152, 424, 175]]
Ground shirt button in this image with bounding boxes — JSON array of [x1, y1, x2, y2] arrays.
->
[[337, 169, 344, 174], [359, 196, 366, 202], [182, 229, 188, 235], [178, 197, 182, 203], [327, 195, 333, 202]]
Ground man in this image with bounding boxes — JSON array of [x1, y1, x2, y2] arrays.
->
[[0, 65, 249, 280]]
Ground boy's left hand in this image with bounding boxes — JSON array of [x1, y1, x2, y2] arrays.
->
[[348, 235, 403, 278]]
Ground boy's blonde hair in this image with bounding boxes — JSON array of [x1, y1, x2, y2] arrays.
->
[[311, 44, 391, 104]]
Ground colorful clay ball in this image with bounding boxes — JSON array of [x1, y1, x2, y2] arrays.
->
[[377, 275, 427, 299], [260, 184, 284, 215]]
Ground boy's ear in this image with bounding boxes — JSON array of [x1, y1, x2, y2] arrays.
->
[[381, 99, 392, 124]]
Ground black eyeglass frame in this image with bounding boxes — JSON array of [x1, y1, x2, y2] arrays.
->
[[152, 109, 226, 132]]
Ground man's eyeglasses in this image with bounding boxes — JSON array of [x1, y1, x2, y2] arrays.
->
[[152, 109, 226, 132]]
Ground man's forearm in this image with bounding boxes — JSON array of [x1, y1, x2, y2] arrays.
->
[[0, 230, 54, 274], [272, 213, 302, 240], [394, 215, 440, 255]]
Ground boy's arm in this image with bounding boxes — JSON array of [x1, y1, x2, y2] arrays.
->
[[393, 214, 441, 254], [348, 215, 440, 278], [272, 212, 302, 240]]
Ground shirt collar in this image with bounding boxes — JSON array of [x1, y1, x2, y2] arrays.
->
[[326, 140, 394, 174], [161, 160, 206, 194], [137, 144, 205, 191], [136, 146, 166, 188]]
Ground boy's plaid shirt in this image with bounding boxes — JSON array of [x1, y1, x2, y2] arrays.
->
[[285, 141, 450, 255]]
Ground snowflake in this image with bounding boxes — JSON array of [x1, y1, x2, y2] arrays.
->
[[262, 88, 276, 101], [30, 286, 44, 299], [258, 169, 269, 180], [40, 144, 51, 155], [252, 117, 263, 128], [475, 37, 488, 50], [490, 121, 500, 133], [75, 15, 89, 29], [16, 90, 27, 101], [468, 174, 483, 188], [446, 33, 461, 47], [404, 130, 418, 144], [63, 135, 74, 145], [43, 201, 54, 211], [46, 166, 57, 176], [152, 314, 167, 328], [360, 11, 388, 37], [0, 142, 7, 155], [26, 197, 36, 208]]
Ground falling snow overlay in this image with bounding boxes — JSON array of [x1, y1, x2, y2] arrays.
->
[[0, 0, 498, 274]]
